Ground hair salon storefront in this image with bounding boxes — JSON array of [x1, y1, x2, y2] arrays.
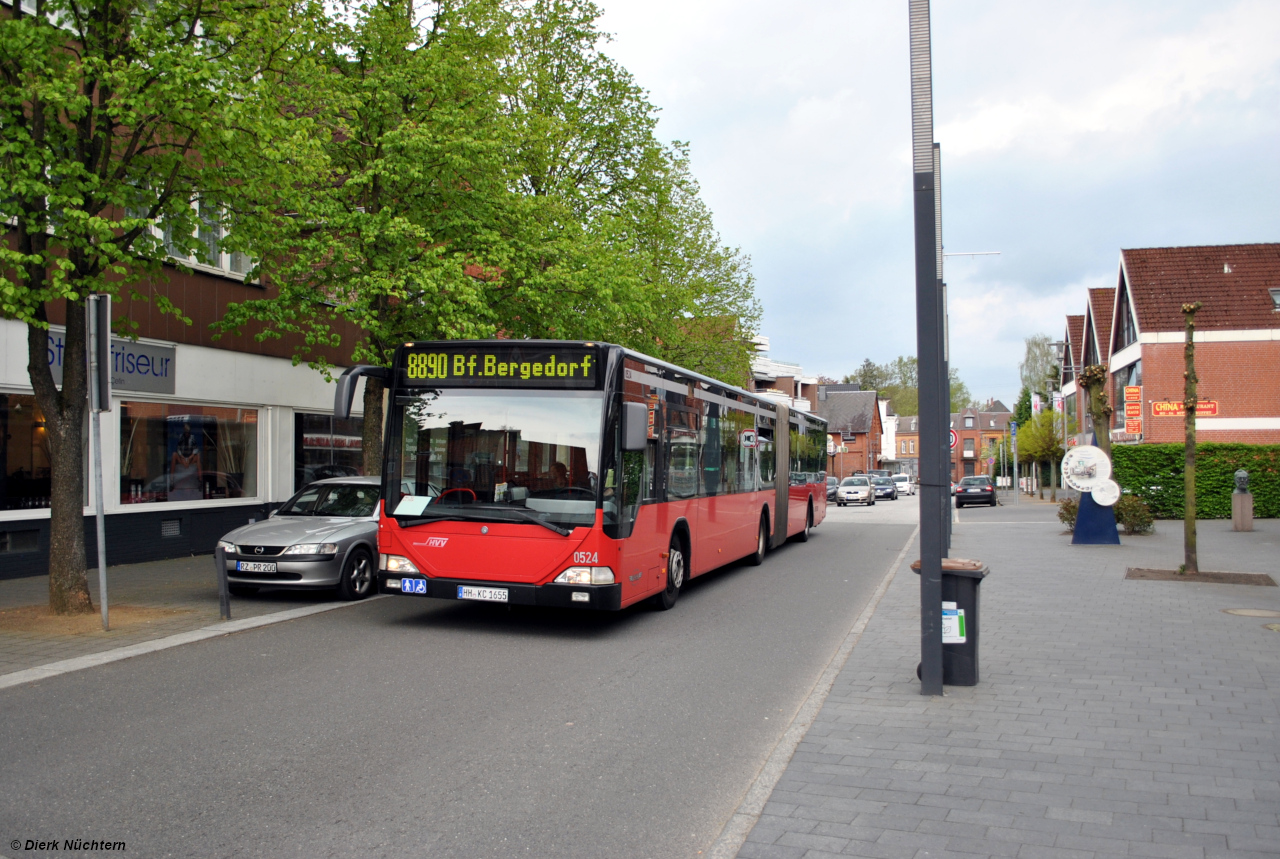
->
[[0, 319, 366, 579]]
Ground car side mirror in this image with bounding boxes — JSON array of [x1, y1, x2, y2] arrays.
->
[[622, 402, 648, 452]]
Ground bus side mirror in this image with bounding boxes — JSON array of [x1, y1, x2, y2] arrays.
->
[[622, 402, 648, 452], [334, 365, 392, 420]]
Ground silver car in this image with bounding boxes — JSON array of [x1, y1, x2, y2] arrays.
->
[[217, 477, 380, 600]]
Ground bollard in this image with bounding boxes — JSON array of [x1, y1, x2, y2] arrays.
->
[[215, 546, 231, 621]]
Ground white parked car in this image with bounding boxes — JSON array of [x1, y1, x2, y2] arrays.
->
[[892, 474, 916, 496]]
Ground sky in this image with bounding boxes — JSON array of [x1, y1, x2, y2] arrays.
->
[[595, 0, 1280, 407]]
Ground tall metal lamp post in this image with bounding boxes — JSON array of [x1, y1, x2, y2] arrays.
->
[[910, 0, 945, 696]]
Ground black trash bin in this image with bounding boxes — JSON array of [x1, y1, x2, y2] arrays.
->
[[912, 558, 989, 686]]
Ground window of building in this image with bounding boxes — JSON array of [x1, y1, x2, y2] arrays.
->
[[909, 440, 915, 454], [1, 394, 52, 510], [900, 440, 907, 454], [295, 413, 365, 491], [1115, 279, 1138, 351], [964, 416, 974, 428], [159, 200, 253, 280], [120, 402, 258, 503], [963, 438, 975, 453]]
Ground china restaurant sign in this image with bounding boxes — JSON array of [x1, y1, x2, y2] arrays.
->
[[1151, 400, 1219, 417]]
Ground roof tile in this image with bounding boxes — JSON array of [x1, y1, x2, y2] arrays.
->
[[1121, 243, 1280, 332]]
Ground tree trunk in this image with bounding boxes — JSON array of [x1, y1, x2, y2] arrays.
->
[[1182, 302, 1201, 575], [29, 304, 94, 615], [1049, 455, 1057, 503], [362, 375, 385, 477]]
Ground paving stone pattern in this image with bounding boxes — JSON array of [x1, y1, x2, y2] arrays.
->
[[0, 556, 340, 676], [739, 514, 1280, 859]]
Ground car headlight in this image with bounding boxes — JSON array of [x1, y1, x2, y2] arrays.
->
[[381, 554, 419, 573], [554, 566, 615, 585], [216, 540, 236, 552], [283, 543, 340, 555]]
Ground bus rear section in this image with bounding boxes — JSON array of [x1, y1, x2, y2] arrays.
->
[[340, 340, 826, 611]]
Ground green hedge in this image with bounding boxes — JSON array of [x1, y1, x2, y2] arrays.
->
[[1111, 443, 1280, 519]]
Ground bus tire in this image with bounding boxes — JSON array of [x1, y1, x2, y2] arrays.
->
[[654, 535, 685, 610], [794, 503, 813, 542], [746, 514, 768, 566], [336, 548, 375, 601]]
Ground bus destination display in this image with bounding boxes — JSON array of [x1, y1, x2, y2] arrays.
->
[[401, 345, 600, 389]]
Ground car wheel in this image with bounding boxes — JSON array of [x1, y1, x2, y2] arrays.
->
[[228, 585, 258, 597], [654, 535, 685, 610], [747, 515, 768, 566], [336, 548, 375, 600]]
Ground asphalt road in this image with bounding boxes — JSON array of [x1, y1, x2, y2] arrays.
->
[[1, 504, 917, 859]]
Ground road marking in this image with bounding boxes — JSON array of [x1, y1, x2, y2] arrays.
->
[[0, 597, 386, 691], [708, 524, 919, 859]]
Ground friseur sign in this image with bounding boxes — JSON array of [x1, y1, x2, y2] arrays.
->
[[47, 325, 176, 394]]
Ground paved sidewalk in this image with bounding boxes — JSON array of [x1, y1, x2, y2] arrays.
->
[[0, 556, 344, 677], [736, 511, 1280, 859]]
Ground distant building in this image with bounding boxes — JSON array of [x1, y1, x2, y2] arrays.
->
[[814, 385, 883, 479], [747, 336, 818, 413], [1059, 243, 1280, 446]]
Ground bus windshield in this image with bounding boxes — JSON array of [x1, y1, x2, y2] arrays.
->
[[391, 388, 604, 529]]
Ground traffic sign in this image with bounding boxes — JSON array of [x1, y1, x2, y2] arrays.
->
[[949, 429, 958, 449], [1009, 420, 1018, 437]]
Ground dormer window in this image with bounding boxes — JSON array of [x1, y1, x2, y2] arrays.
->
[[1271, 288, 1280, 310], [964, 416, 974, 428]]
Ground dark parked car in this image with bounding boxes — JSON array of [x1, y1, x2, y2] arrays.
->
[[827, 475, 839, 501], [871, 476, 898, 500], [955, 475, 997, 507]]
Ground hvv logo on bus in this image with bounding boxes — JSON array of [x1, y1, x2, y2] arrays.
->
[[46, 325, 176, 394]]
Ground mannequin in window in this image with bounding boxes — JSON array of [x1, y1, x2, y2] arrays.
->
[[169, 422, 203, 501]]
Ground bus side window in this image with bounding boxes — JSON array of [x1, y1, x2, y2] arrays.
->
[[757, 421, 775, 486]]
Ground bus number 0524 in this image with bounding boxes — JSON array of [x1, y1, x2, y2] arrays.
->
[[573, 552, 598, 564]]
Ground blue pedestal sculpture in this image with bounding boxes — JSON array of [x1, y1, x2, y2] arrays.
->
[[1072, 491, 1120, 544]]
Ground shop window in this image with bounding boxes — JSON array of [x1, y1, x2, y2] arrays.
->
[[294, 413, 365, 491], [0, 393, 87, 510], [120, 402, 257, 503]]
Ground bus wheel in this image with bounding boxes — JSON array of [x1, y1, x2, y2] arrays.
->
[[654, 536, 685, 610], [794, 504, 813, 542], [747, 515, 768, 566], [337, 548, 375, 601]]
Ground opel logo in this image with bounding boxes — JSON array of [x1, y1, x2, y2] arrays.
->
[[254, 546, 263, 555]]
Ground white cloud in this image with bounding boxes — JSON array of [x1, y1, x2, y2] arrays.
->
[[936, 2, 1280, 159]]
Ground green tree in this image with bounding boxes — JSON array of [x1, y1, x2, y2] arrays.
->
[[1, 0, 311, 613], [1012, 387, 1032, 425], [219, 0, 514, 473]]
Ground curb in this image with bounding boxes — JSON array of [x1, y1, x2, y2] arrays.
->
[[0, 596, 385, 691], [706, 524, 920, 859]]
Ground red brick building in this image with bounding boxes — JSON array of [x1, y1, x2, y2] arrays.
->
[[1060, 243, 1280, 446], [815, 386, 882, 478]]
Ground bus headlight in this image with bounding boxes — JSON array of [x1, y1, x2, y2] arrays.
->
[[554, 566, 615, 585], [382, 554, 419, 573]]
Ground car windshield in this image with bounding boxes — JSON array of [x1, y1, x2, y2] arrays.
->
[[841, 477, 868, 486], [960, 477, 990, 486], [391, 388, 604, 528], [279, 483, 380, 517], [827, 477, 838, 485], [872, 477, 892, 485], [893, 475, 908, 482]]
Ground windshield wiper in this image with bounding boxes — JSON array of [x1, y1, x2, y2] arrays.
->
[[394, 506, 572, 536]]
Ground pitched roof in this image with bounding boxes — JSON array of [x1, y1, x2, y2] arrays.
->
[[952, 410, 1012, 432], [1120, 243, 1280, 332], [1065, 315, 1085, 370], [1087, 288, 1116, 363], [815, 389, 879, 435]]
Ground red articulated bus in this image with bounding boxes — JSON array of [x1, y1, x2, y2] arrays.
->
[[334, 341, 828, 611]]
